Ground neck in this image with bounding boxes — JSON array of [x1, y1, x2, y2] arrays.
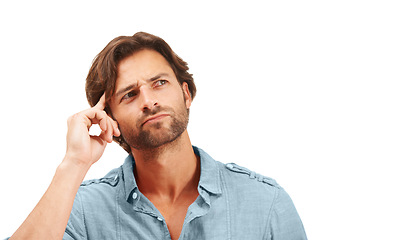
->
[[131, 130, 200, 203]]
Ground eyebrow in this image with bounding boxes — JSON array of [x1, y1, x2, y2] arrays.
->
[[115, 73, 171, 98]]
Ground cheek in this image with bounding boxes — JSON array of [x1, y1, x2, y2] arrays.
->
[[112, 108, 137, 129], [117, 116, 140, 135]]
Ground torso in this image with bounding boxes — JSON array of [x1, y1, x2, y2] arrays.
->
[[147, 191, 199, 240], [162, 203, 191, 240]]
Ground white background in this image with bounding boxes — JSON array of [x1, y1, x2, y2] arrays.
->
[[1, 1, 411, 239]]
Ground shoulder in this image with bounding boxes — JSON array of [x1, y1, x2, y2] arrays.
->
[[68, 166, 124, 237], [216, 161, 290, 225], [76, 166, 122, 202], [217, 161, 283, 204], [219, 162, 280, 189], [195, 146, 279, 189], [80, 167, 121, 188]]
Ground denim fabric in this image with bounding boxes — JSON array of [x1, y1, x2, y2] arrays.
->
[[6, 146, 306, 240]]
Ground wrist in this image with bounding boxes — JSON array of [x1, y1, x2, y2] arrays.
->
[[59, 156, 91, 179], [62, 152, 93, 168]]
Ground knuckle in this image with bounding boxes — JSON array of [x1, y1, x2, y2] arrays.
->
[[71, 113, 81, 120], [68, 112, 86, 125], [67, 114, 76, 124]]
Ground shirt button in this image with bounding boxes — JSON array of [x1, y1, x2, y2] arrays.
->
[[132, 192, 138, 199], [157, 217, 163, 221]]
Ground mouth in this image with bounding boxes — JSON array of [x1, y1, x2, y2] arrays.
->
[[142, 114, 170, 126]]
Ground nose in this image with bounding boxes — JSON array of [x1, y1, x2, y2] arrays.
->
[[139, 87, 158, 111]]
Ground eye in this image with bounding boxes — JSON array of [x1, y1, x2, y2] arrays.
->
[[154, 80, 167, 88], [122, 91, 137, 101]]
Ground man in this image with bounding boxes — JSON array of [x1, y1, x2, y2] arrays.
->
[[8, 32, 307, 239]]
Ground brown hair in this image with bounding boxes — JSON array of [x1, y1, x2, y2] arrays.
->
[[85, 32, 196, 153]]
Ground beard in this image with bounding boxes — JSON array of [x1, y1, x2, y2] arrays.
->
[[119, 101, 189, 151]]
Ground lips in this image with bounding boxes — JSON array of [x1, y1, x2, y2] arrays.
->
[[142, 114, 169, 126]]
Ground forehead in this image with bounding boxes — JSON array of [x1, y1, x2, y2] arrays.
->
[[116, 49, 175, 86]]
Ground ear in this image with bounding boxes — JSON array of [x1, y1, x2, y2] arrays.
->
[[182, 82, 192, 109]]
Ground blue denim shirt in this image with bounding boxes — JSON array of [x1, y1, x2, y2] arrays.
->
[[6, 146, 306, 240]]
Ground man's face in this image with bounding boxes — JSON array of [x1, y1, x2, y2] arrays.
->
[[109, 49, 192, 151]]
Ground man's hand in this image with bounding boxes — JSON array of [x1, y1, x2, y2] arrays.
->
[[65, 94, 121, 168], [9, 94, 121, 240]]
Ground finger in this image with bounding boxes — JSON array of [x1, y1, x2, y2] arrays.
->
[[113, 121, 121, 137], [83, 109, 108, 131], [95, 133, 108, 149], [108, 117, 121, 137], [105, 117, 113, 142], [94, 93, 106, 110], [97, 112, 108, 132]]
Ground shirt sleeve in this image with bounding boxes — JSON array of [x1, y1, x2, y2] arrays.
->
[[63, 191, 87, 240], [267, 187, 307, 240], [3, 192, 87, 240]]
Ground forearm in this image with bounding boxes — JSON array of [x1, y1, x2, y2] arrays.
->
[[9, 94, 117, 239], [10, 158, 90, 240]]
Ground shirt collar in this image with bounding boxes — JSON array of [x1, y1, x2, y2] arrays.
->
[[194, 146, 222, 195], [122, 154, 137, 201], [121, 145, 222, 201]]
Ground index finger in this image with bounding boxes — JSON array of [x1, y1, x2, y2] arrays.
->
[[94, 93, 106, 110]]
